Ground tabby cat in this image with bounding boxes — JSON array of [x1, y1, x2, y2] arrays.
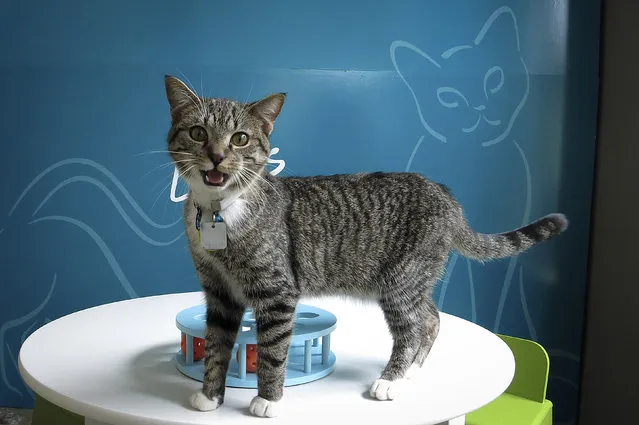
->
[[164, 76, 568, 418]]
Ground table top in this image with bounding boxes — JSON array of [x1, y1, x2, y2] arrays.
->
[[19, 292, 514, 425]]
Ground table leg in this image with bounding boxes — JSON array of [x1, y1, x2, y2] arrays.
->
[[435, 415, 465, 425]]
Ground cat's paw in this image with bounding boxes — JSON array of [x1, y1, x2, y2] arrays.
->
[[189, 391, 221, 411], [369, 378, 406, 401], [249, 395, 280, 418]]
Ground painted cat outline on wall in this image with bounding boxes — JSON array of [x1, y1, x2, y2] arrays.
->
[[391, 5, 529, 148], [390, 5, 532, 333], [391, 8, 580, 423]]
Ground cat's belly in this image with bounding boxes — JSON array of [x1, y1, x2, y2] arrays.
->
[[300, 280, 381, 300], [292, 240, 386, 298]]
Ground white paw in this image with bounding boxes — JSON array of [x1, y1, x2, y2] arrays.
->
[[189, 391, 220, 411], [369, 378, 405, 401], [405, 363, 423, 380], [249, 395, 280, 418]]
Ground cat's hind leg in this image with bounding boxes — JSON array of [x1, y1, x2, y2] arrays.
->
[[406, 295, 440, 379], [406, 249, 447, 380], [370, 287, 426, 401], [371, 244, 447, 399]]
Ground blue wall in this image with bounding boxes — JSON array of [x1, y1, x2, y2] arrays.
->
[[0, 1, 600, 423]]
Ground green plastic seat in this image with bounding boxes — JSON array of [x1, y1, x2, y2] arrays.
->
[[466, 334, 553, 425], [32, 394, 84, 425]]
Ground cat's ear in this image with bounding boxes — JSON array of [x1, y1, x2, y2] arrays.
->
[[164, 75, 199, 120], [248, 93, 286, 136], [474, 6, 521, 52]]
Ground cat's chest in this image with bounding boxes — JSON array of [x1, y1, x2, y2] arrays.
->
[[219, 199, 248, 230], [184, 198, 286, 277]]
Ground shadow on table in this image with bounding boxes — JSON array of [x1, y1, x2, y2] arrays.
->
[[128, 343, 198, 407], [127, 343, 247, 416], [129, 343, 387, 416], [330, 359, 385, 383], [323, 355, 386, 402]]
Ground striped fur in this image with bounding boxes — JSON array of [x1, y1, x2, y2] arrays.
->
[[453, 213, 568, 261], [164, 76, 569, 417]]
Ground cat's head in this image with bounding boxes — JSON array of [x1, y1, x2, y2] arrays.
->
[[391, 6, 528, 147], [164, 76, 285, 198]]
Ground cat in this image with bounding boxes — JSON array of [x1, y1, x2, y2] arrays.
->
[[163, 75, 568, 418]]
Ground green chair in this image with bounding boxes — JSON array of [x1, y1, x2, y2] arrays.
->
[[32, 394, 84, 425], [466, 334, 553, 425]]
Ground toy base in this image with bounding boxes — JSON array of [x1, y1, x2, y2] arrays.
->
[[175, 344, 336, 388]]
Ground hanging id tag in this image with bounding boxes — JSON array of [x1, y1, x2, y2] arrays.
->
[[199, 221, 227, 250]]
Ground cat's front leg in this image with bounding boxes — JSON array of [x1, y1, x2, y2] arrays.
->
[[249, 296, 298, 418], [190, 284, 245, 412]]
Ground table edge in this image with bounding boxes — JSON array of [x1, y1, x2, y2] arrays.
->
[[18, 292, 515, 424]]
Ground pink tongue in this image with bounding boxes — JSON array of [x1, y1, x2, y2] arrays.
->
[[206, 170, 224, 184]]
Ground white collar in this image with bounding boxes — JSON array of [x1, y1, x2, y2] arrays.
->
[[190, 187, 244, 213]]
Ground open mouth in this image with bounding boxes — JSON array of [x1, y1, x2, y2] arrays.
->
[[201, 169, 229, 187]]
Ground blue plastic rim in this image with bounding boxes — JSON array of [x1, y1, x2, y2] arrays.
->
[[175, 304, 337, 388]]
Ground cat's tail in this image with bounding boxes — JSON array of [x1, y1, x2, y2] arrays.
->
[[452, 213, 569, 261]]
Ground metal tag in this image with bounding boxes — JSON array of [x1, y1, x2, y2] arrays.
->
[[199, 221, 227, 250]]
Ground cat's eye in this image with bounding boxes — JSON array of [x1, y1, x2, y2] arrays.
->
[[436, 87, 469, 109], [484, 66, 505, 95], [189, 126, 207, 142], [230, 132, 250, 147]]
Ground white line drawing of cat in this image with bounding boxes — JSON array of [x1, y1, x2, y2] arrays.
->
[[391, 5, 531, 333], [391, 6, 529, 148], [391, 7, 579, 422], [170, 147, 286, 203]]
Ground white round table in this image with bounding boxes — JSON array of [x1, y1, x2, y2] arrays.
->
[[19, 292, 514, 425]]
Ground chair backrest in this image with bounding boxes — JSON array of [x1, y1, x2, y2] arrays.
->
[[498, 334, 550, 403]]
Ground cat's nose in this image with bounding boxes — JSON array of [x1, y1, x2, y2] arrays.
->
[[209, 153, 224, 166], [474, 105, 486, 111]]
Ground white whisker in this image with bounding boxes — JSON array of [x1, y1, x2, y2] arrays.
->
[[237, 168, 268, 208], [244, 80, 254, 104], [180, 164, 198, 178], [149, 173, 173, 194], [151, 180, 173, 211], [178, 72, 208, 121], [141, 159, 195, 180], [133, 150, 195, 157], [243, 167, 281, 198]]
